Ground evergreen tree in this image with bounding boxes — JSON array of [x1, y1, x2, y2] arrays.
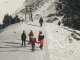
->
[[56, 0, 80, 30], [0, 24, 2, 29], [10, 15, 15, 24], [3, 14, 9, 28], [14, 15, 21, 23], [2, 14, 21, 28]]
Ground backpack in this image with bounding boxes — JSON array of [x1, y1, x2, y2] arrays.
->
[[31, 38, 35, 44]]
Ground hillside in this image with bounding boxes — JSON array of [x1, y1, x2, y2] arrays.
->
[[0, 0, 80, 60], [0, 16, 80, 60], [0, 0, 57, 24]]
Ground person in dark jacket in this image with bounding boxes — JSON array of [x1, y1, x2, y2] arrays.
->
[[38, 31, 44, 49], [39, 17, 43, 27], [58, 21, 61, 26], [21, 31, 27, 47]]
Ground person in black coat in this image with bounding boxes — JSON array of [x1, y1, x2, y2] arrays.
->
[[58, 21, 61, 26], [21, 31, 27, 47]]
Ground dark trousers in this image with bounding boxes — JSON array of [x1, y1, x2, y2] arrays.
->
[[22, 40, 26, 47], [32, 44, 35, 51], [40, 23, 43, 27], [40, 45, 43, 49]]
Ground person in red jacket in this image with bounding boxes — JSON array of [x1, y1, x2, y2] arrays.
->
[[39, 17, 43, 27], [28, 37, 38, 52]]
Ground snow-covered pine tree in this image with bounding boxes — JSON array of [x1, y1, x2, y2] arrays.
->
[[56, 0, 80, 30]]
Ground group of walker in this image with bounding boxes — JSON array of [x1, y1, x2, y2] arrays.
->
[[21, 17, 44, 52], [21, 30, 44, 52]]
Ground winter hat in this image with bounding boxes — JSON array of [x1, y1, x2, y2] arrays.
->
[[23, 30, 25, 33], [40, 31, 42, 34]]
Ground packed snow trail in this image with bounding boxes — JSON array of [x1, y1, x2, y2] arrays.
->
[[46, 22, 80, 60], [0, 17, 80, 60], [0, 20, 49, 60]]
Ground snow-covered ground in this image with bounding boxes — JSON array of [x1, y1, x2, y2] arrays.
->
[[0, 16, 80, 60], [46, 23, 80, 60], [0, 0, 80, 60], [0, 21, 47, 60]]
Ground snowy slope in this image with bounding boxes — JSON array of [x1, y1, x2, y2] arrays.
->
[[46, 23, 80, 60], [0, 20, 48, 60], [0, 16, 80, 60], [0, 0, 51, 24], [0, 0, 56, 24], [0, 0, 80, 60], [0, 0, 25, 24]]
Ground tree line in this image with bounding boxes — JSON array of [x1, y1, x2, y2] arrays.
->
[[56, 0, 80, 30], [0, 14, 21, 29]]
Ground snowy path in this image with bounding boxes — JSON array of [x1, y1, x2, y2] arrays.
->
[[0, 0, 80, 60], [0, 19, 80, 60], [0, 20, 49, 60], [46, 23, 69, 60]]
